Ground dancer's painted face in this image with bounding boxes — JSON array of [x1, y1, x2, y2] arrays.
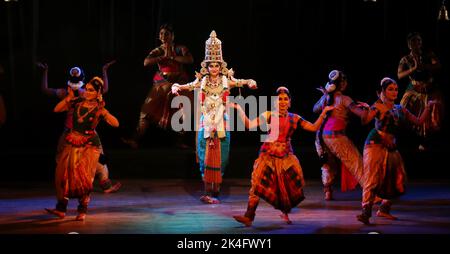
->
[[339, 76, 348, 91], [83, 84, 98, 101], [159, 28, 173, 44], [208, 62, 221, 77], [384, 83, 398, 101], [276, 93, 290, 112], [408, 36, 422, 51]]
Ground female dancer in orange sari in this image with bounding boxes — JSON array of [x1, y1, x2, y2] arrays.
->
[[46, 77, 119, 221], [233, 87, 334, 226]]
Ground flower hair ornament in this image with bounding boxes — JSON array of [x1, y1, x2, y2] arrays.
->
[[379, 77, 398, 95], [325, 70, 340, 93], [67, 67, 85, 91], [90, 76, 104, 93], [380, 77, 396, 87], [89, 76, 105, 105], [276, 86, 290, 95]]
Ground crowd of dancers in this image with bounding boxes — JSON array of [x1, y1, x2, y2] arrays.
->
[[33, 24, 443, 225]]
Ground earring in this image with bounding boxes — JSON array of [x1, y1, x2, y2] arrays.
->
[[221, 67, 229, 76], [200, 61, 208, 75], [200, 67, 208, 76]]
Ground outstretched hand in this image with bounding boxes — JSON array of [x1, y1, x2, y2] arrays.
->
[[247, 79, 257, 89], [227, 68, 235, 78], [66, 87, 76, 100], [316, 86, 326, 94], [323, 106, 335, 114], [103, 60, 117, 70], [171, 83, 181, 95], [195, 71, 203, 80], [356, 101, 370, 109]]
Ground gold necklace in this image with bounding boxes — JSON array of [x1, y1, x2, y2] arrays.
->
[[77, 101, 98, 124], [208, 77, 220, 88]]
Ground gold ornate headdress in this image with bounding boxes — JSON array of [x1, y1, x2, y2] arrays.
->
[[200, 30, 229, 76]]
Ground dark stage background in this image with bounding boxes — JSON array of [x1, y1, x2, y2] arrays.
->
[[0, 0, 449, 181]]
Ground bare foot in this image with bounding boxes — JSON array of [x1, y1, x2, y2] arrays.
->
[[103, 182, 122, 194], [233, 215, 252, 227], [356, 214, 371, 225], [75, 213, 86, 221], [279, 213, 292, 224], [376, 210, 397, 220], [45, 208, 65, 219]]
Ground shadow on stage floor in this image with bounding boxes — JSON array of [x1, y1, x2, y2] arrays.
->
[[1, 179, 450, 234]]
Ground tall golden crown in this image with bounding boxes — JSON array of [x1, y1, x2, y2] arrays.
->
[[200, 30, 229, 75], [204, 30, 224, 62]]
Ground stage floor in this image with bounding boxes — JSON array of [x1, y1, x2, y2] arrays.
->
[[1, 179, 450, 234]]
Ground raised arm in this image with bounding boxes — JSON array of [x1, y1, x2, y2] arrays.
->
[[101, 108, 119, 127], [347, 97, 369, 120], [232, 103, 268, 129], [171, 74, 202, 95], [170, 45, 193, 64], [228, 77, 257, 90], [397, 57, 417, 80], [144, 45, 194, 66], [144, 47, 164, 66], [403, 100, 435, 126], [54, 88, 74, 113], [301, 106, 334, 132], [102, 60, 116, 94], [361, 105, 379, 125], [313, 94, 327, 114], [37, 62, 66, 99], [37, 62, 50, 96]]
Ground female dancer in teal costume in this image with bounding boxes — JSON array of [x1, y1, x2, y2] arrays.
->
[[357, 77, 436, 225]]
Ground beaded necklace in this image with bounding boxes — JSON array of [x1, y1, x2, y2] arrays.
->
[[77, 101, 98, 124]]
